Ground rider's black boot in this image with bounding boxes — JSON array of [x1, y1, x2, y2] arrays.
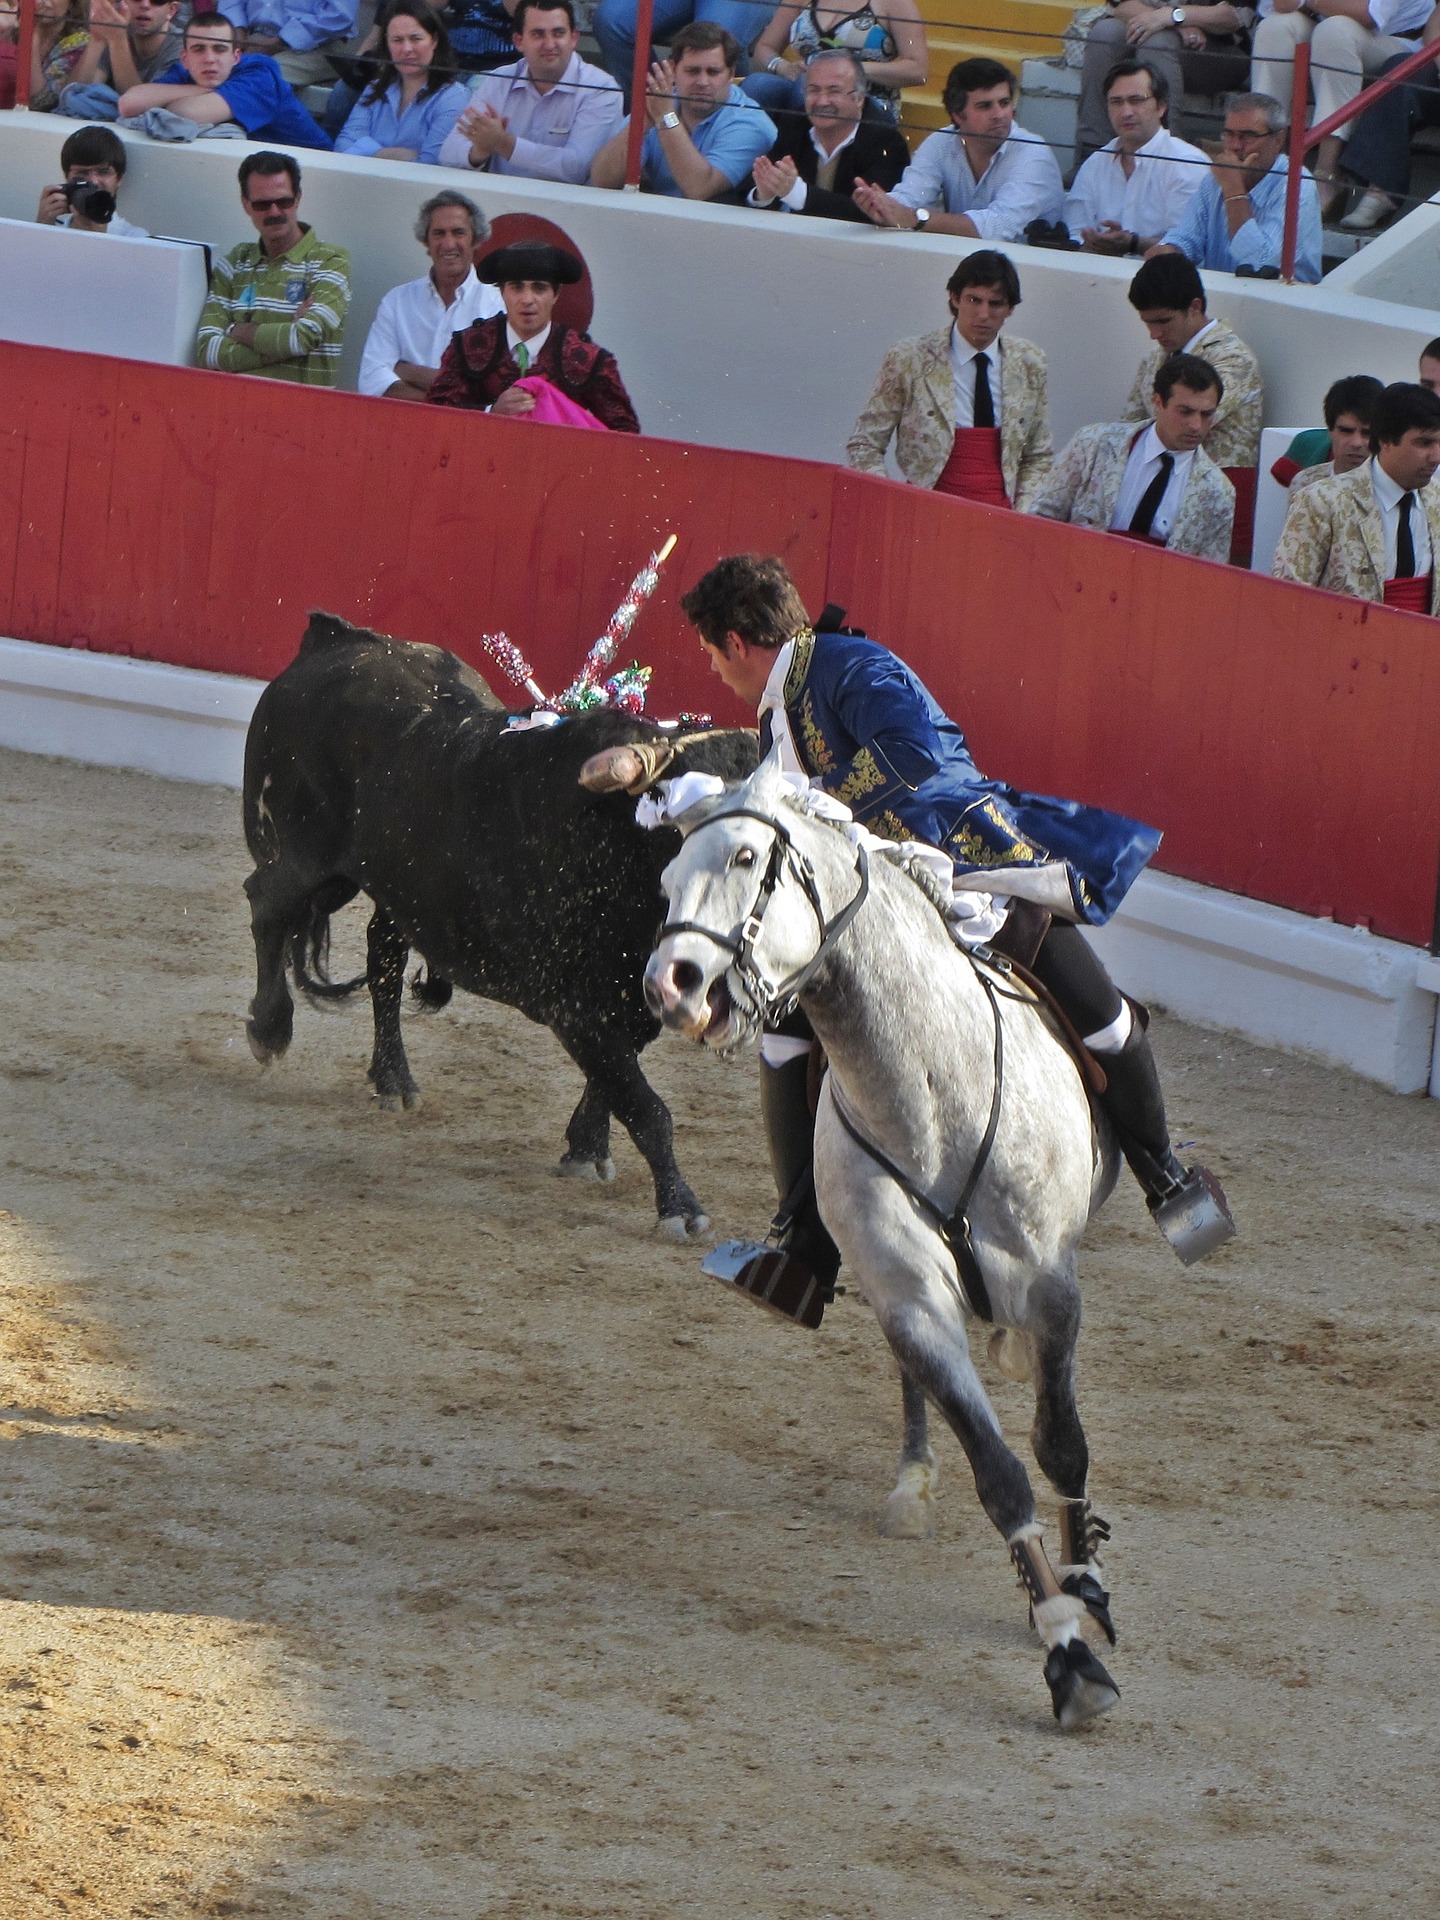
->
[[1098, 1020, 1235, 1264], [701, 1051, 840, 1329]]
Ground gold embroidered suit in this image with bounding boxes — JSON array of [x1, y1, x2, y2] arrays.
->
[[1272, 460, 1440, 613], [1122, 319, 1264, 468], [1029, 422, 1235, 562]]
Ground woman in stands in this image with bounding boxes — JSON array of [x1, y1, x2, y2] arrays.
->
[[743, 0, 927, 123], [336, 0, 470, 166], [26, 0, 89, 110]]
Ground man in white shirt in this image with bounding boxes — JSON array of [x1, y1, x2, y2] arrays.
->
[[36, 125, 149, 239], [1252, 0, 1434, 211], [852, 56, 1064, 241], [1274, 382, 1440, 614], [358, 192, 502, 402], [438, 0, 622, 184], [1031, 351, 1236, 562], [1064, 58, 1207, 253]]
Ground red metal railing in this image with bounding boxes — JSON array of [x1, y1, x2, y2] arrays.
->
[[15, 0, 34, 108], [622, 0, 655, 190], [1282, 32, 1440, 279]]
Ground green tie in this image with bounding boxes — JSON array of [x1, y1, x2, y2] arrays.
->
[[514, 341, 530, 373]]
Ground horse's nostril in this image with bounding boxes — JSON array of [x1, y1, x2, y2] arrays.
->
[[672, 959, 704, 997]]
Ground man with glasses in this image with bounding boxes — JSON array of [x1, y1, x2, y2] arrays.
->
[[747, 48, 907, 220], [119, 8, 331, 145], [195, 150, 351, 386], [1148, 89, 1322, 280], [1064, 60, 1208, 253], [36, 123, 148, 237]]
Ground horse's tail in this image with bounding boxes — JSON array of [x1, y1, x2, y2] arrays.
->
[[290, 904, 368, 1001], [409, 964, 453, 1011]]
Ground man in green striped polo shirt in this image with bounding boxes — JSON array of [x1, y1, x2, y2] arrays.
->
[[195, 150, 350, 386]]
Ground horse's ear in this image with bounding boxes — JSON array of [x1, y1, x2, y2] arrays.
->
[[749, 740, 788, 800]]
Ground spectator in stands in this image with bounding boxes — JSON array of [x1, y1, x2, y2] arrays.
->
[[437, 0, 622, 182], [1064, 60, 1208, 254], [35, 122, 149, 235], [747, 48, 908, 219], [121, 9, 332, 144], [846, 251, 1053, 510], [1420, 339, 1440, 388], [335, 2, 467, 161], [1151, 91, 1322, 281], [428, 240, 640, 429], [1285, 375, 1386, 492], [1273, 382, 1440, 613], [28, 0, 90, 111], [195, 151, 351, 385], [743, 0, 926, 125], [444, 0, 521, 73], [590, 22, 775, 198], [1031, 352, 1236, 562], [1333, 11, 1440, 230], [218, 0, 359, 92], [592, 0, 771, 98], [1073, 0, 1257, 167], [851, 58, 1065, 242], [58, 0, 182, 117], [359, 190, 501, 398], [0, 2, 17, 112], [1251, 0, 1432, 217]]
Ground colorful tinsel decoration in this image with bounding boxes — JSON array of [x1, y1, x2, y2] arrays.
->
[[602, 663, 652, 715], [478, 632, 547, 706], [555, 533, 678, 715]]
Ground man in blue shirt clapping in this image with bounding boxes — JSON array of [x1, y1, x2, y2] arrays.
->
[[590, 20, 774, 198]]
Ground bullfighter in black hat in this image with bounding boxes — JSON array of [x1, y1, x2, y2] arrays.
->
[[428, 240, 639, 431]]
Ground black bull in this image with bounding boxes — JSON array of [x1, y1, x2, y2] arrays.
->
[[242, 613, 756, 1233]]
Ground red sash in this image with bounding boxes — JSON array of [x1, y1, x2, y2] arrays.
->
[[1222, 465, 1257, 567], [934, 428, 1010, 508], [1383, 572, 1432, 614]]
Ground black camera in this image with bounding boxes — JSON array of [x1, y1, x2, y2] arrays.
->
[[62, 177, 117, 224]]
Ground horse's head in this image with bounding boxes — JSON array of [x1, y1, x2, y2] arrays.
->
[[643, 756, 866, 1049]]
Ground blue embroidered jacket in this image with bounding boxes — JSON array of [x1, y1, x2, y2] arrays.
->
[[779, 629, 1160, 926]]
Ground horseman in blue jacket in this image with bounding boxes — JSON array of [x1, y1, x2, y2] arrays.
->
[[678, 553, 1231, 1313]]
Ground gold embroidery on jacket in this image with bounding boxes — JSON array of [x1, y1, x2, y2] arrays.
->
[[782, 627, 816, 705], [831, 747, 887, 806], [796, 689, 834, 774], [870, 810, 912, 843]]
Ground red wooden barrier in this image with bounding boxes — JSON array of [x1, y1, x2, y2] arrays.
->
[[2, 341, 1439, 947]]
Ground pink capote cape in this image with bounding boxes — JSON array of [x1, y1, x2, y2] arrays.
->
[[511, 376, 606, 431]]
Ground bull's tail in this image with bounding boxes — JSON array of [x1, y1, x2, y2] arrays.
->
[[290, 904, 367, 1001], [409, 965, 453, 1011]]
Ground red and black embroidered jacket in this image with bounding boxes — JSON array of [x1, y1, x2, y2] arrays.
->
[[427, 317, 640, 433]]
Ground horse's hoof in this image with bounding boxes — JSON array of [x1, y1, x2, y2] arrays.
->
[[656, 1214, 690, 1243], [685, 1211, 711, 1239], [557, 1154, 614, 1183], [1044, 1639, 1120, 1730], [879, 1459, 937, 1539], [989, 1327, 1034, 1384], [402, 1088, 422, 1112], [245, 1024, 278, 1066]]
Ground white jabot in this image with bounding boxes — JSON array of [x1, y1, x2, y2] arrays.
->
[[1110, 424, 1196, 540], [757, 639, 805, 776], [948, 326, 1002, 430], [357, 267, 503, 398], [1370, 456, 1435, 577]]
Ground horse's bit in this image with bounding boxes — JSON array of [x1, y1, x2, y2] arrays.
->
[[660, 805, 870, 1025]]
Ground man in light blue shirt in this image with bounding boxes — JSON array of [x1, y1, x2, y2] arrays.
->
[[219, 0, 358, 90], [437, 0, 622, 184], [1155, 90, 1322, 284], [590, 19, 774, 198], [853, 57, 1064, 241]]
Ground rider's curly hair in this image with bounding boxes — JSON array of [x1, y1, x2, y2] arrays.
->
[[680, 555, 810, 652]]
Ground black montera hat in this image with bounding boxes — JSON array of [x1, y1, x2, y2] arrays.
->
[[477, 242, 583, 287]]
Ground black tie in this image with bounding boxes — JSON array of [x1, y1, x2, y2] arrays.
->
[[1128, 452, 1175, 538], [759, 708, 775, 755], [1397, 491, 1417, 577], [972, 352, 995, 429]]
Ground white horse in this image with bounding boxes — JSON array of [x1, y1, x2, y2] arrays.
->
[[644, 757, 1124, 1729]]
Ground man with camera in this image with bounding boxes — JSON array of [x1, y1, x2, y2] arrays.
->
[[36, 123, 148, 238]]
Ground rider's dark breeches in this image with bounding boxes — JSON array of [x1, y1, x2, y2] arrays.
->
[[1028, 923, 1125, 1044]]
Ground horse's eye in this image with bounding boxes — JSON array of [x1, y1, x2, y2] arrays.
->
[[731, 846, 757, 870]]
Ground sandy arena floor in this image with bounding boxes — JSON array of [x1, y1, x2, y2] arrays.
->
[[1, 747, 1437, 1919]]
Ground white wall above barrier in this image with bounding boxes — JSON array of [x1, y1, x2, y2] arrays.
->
[[0, 212, 209, 364]]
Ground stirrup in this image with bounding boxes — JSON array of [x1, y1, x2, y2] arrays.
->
[[1149, 1164, 1235, 1265], [701, 1238, 831, 1330]]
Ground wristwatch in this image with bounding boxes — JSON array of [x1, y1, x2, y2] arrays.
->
[[1171, 6, 1186, 20], [914, 206, 931, 227], [661, 110, 681, 129]]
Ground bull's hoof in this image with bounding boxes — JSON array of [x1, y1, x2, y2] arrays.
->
[[557, 1154, 617, 1184], [1043, 1639, 1120, 1730], [879, 1457, 938, 1539], [245, 1022, 284, 1066]]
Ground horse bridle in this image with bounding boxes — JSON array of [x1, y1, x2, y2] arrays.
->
[[660, 805, 870, 1024]]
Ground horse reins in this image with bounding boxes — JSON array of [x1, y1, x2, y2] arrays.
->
[[661, 805, 870, 1024]]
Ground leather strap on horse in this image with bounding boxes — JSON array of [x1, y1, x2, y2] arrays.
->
[[832, 967, 1004, 1323], [978, 943, 1108, 1101]]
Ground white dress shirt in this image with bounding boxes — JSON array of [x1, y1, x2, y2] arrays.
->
[[890, 123, 1064, 242], [949, 327, 1002, 429], [506, 320, 551, 363], [57, 212, 150, 238], [436, 52, 623, 185], [358, 267, 502, 398], [1110, 425, 1196, 541], [1371, 457, 1434, 577], [1062, 126, 1208, 246], [1369, 0, 1432, 34]]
